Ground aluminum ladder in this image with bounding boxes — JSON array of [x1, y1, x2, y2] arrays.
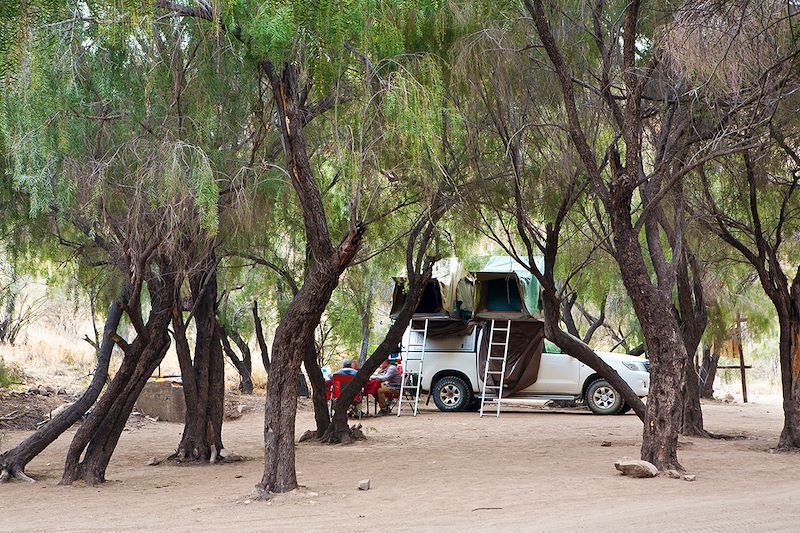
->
[[397, 318, 429, 416], [480, 319, 511, 417]]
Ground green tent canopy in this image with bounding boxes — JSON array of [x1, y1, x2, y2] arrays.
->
[[472, 256, 544, 319]]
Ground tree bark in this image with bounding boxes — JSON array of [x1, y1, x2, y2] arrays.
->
[[699, 344, 720, 399], [0, 295, 124, 482], [776, 287, 800, 449], [358, 283, 373, 366], [676, 253, 709, 437], [259, 257, 343, 493], [612, 220, 686, 470], [60, 266, 176, 485], [220, 323, 254, 394], [174, 254, 225, 462], [252, 300, 270, 373], [256, 61, 365, 495], [303, 342, 330, 436]]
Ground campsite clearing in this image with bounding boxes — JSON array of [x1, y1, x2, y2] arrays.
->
[[2, 396, 798, 532]]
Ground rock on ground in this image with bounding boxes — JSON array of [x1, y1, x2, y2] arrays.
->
[[358, 479, 370, 490], [614, 458, 659, 478]]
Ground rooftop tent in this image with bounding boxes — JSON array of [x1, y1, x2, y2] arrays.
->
[[472, 255, 544, 319], [389, 258, 474, 319]]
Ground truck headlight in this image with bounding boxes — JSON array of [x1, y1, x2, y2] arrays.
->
[[622, 361, 645, 372]]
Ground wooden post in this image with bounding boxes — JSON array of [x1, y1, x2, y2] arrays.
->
[[736, 314, 748, 403]]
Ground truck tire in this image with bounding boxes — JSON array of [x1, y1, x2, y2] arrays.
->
[[432, 376, 472, 412], [585, 379, 624, 415], [617, 403, 632, 415]]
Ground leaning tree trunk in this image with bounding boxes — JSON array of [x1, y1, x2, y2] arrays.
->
[[60, 268, 176, 485], [323, 267, 433, 444], [322, 213, 443, 444], [776, 289, 800, 450], [0, 296, 124, 482], [174, 255, 225, 462], [539, 282, 646, 421]]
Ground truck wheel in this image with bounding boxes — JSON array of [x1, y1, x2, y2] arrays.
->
[[585, 379, 624, 415], [432, 376, 472, 412]]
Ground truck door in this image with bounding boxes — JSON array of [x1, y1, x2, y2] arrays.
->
[[524, 342, 581, 395]]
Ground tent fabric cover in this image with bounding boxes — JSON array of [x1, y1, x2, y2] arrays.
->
[[389, 258, 473, 319], [476, 318, 544, 393], [423, 318, 475, 338], [473, 256, 544, 318]]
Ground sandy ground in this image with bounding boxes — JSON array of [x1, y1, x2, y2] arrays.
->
[[2, 397, 800, 533]]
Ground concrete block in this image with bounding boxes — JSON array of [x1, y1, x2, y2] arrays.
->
[[136, 380, 186, 422]]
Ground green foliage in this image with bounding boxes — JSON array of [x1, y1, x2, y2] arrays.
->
[[0, 357, 21, 388]]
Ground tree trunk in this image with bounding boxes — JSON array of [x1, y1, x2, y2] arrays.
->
[[258, 257, 345, 494], [699, 344, 720, 399], [0, 296, 124, 482], [777, 290, 800, 449], [611, 218, 686, 471], [256, 61, 365, 495], [175, 255, 225, 462], [675, 250, 709, 437], [297, 373, 309, 397], [633, 296, 686, 470], [303, 342, 330, 436], [220, 324, 254, 394], [60, 267, 175, 485], [358, 284, 373, 366], [681, 353, 706, 437], [252, 300, 270, 374]]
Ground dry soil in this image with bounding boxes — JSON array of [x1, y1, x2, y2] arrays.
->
[[2, 397, 799, 532]]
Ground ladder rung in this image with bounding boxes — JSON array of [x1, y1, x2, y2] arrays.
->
[[483, 385, 502, 389], [488, 356, 506, 360], [486, 370, 504, 374], [492, 328, 509, 332]]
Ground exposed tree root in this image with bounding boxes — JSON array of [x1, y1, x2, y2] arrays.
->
[[152, 448, 249, 466], [681, 429, 749, 440], [0, 465, 36, 483], [319, 423, 366, 445], [771, 445, 800, 454]]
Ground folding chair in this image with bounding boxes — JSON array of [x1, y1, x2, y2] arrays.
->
[[331, 374, 366, 419]]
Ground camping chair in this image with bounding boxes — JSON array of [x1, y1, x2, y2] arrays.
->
[[331, 374, 367, 419]]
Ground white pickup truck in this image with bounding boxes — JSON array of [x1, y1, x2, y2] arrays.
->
[[402, 324, 650, 415]]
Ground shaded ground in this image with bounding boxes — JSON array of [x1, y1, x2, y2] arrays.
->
[[0, 390, 72, 431], [2, 398, 799, 532]]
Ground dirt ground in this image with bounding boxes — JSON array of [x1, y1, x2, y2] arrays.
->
[[2, 397, 799, 532]]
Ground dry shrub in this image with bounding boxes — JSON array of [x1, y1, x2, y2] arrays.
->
[[251, 369, 267, 392], [659, 0, 794, 96]]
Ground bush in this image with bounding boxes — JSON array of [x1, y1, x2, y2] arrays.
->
[[0, 357, 20, 389]]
